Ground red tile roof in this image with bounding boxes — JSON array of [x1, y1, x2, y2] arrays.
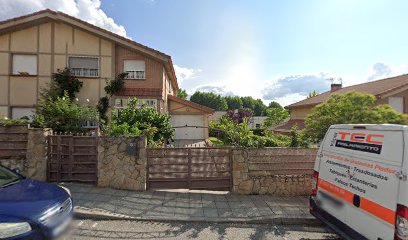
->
[[288, 74, 408, 109], [272, 119, 306, 133]]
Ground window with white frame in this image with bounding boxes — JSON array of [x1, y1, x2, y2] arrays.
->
[[123, 60, 145, 79], [68, 56, 99, 77], [115, 98, 156, 109], [12, 54, 37, 75]]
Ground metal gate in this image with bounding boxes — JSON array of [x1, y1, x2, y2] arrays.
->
[[47, 134, 98, 183], [147, 148, 232, 191]]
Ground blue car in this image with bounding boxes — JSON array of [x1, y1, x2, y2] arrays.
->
[[0, 164, 73, 239]]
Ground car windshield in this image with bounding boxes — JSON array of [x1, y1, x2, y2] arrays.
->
[[0, 165, 23, 188]]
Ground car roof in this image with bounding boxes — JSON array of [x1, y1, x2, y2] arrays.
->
[[330, 124, 408, 131]]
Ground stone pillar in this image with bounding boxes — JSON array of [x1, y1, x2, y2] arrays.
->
[[232, 149, 253, 194], [26, 128, 52, 181], [98, 136, 147, 191]]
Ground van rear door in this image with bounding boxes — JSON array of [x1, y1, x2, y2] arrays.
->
[[317, 126, 403, 240]]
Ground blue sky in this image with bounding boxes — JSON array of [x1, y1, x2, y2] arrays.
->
[[2, 0, 408, 106]]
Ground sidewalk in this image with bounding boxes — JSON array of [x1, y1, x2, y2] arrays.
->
[[64, 183, 317, 225]]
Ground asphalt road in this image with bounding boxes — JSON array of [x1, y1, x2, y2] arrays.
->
[[60, 219, 340, 240]]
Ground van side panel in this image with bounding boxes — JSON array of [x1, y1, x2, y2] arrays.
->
[[317, 127, 403, 240]]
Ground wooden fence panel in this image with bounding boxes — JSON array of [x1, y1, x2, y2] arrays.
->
[[47, 135, 98, 183]]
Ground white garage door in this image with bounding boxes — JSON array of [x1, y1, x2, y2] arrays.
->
[[171, 115, 204, 140]]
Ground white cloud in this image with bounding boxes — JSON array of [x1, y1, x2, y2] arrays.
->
[[261, 63, 408, 107], [0, 0, 127, 37], [262, 72, 333, 101], [173, 65, 202, 83], [193, 85, 235, 96], [367, 62, 408, 81]]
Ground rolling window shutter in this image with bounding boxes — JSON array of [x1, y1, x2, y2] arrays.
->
[[124, 60, 145, 71], [69, 57, 98, 69]]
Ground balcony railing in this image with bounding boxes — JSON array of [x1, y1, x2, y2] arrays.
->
[[125, 71, 145, 79], [71, 68, 99, 77]]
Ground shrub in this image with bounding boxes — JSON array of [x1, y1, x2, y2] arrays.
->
[[33, 91, 99, 133], [0, 116, 28, 126], [105, 98, 174, 145]]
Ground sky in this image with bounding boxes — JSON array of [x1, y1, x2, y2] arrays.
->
[[1, 0, 408, 106]]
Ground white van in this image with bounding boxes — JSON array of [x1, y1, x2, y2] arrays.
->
[[310, 124, 408, 240]]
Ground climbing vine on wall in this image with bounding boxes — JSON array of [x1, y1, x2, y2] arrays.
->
[[97, 72, 128, 122]]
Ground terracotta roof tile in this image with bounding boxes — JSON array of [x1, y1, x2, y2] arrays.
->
[[272, 119, 306, 132], [288, 74, 408, 109]]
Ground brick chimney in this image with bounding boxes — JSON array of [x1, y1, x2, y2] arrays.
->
[[330, 83, 342, 92]]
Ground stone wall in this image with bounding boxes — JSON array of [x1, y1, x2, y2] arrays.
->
[[98, 136, 147, 191], [232, 148, 318, 196], [26, 128, 52, 181], [0, 126, 50, 180]]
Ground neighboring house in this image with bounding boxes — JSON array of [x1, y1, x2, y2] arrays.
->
[[209, 111, 267, 129], [273, 75, 408, 134], [0, 9, 213, 140], [208, 111, 227, 121], [250, 116, 268, 129]]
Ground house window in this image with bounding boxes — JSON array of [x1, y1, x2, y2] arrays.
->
[[389, 97, 404, 113], [124, 60, 145, 79], [115, 98, 156, 109], [138, 99, 157, 108], [11, 107, 35, 120], [68, 56, 99, 77], [12, 54, 37, 75]]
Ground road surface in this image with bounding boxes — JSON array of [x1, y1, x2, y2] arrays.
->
[[60, 219, 339, 240]]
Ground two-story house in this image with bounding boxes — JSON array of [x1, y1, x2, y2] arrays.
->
[[0, 9, 213, 140], [273, 74, 408, 134]]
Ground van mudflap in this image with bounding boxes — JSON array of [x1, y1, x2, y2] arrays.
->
[[309, 196, 368, 240]]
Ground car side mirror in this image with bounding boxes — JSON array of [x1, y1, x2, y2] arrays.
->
[[12, 168, 21, 174]]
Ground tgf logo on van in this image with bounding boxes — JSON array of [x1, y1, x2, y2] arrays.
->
[[338, 132, 384, 145]]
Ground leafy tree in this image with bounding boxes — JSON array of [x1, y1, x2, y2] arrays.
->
[[268, 101, 282, 109], [264, 107, 290, 127], [190, 91, 228, 111], [225, 96, 243, 110], [253, 99, 267, 116], [211, 116, 289, 148], [105, 98, 174, 145], [176, 89, 188, 100], [43, 68, 83, 100], [307, 90, 319, 99], [241, 96, 255, 110], [305, 91, 408, 142], [33, 91, 98, 133], [226, 108, 253, 124]]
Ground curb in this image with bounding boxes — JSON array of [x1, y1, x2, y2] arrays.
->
[[74, 208, 321, 226]]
